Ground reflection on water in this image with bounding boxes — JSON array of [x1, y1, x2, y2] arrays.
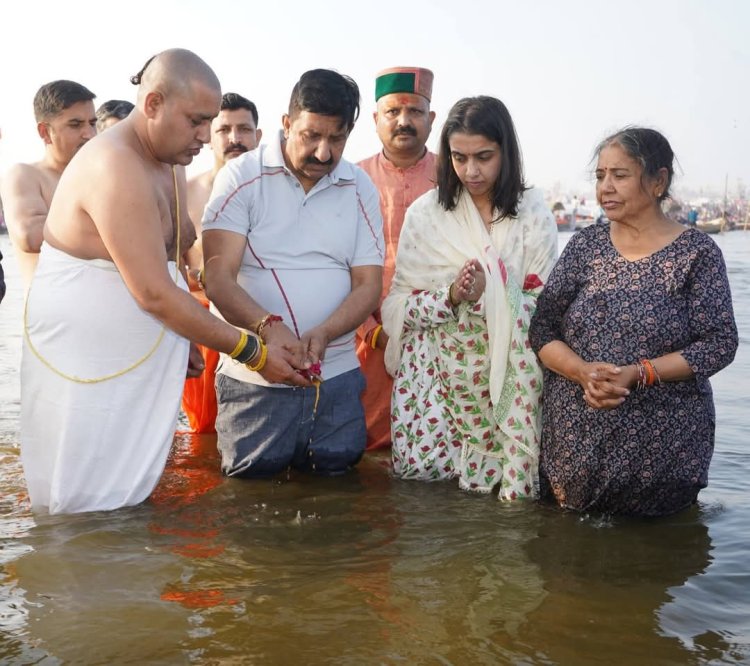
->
[[1, 233, 750, 664], [5, 446, 548, 664], [521, 507, 714, 664]]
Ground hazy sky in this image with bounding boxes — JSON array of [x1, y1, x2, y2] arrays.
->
[[1, 0, 747, 199]]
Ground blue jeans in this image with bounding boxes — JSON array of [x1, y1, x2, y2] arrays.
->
[[215, 368, 366, 477]]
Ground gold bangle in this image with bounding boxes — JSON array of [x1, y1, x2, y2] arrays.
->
[[246, 340, 268, 372], [256, 313, 283, 339], [199, 267, 205, 289], [229, 331, 248, 359], [370, 325, 382, 349], [254, 314, 269, 335]]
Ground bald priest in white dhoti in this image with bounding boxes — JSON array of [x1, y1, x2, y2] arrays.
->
[[20, 49, 310, 515], [22, 247, 190, 513]]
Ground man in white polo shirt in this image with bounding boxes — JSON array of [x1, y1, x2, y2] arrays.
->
[[202, 69, 384, 478]]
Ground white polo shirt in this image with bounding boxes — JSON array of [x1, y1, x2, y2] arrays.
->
[[203, 130, 384, 386]]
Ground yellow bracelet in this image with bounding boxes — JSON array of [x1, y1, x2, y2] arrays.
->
[[199, 267, 205, 289], [229, 331, 248, 359], [370, 324, 382, 350], [246, 340, 268, 372]]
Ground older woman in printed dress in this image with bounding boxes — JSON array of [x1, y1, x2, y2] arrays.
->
[[529, 127, 738, 516], [381, 96, 557, 499]]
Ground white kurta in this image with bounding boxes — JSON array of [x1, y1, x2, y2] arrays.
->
[[21, 243, 189, 514]]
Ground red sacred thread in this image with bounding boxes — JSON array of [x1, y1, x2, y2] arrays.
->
[[245, 237, 322, 387], [245, 238, 301, 338]]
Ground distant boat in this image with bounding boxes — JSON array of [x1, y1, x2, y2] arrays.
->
[[552, 204, 599, 232], [555, 213, 574, 231], [696, 218, 724, 234]]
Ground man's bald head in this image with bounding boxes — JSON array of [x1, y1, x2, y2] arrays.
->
[[132, 48, 220, 103], [128, 49, 222, 166]]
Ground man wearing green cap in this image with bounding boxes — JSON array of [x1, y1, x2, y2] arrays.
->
[[356, 66, 437, 451]]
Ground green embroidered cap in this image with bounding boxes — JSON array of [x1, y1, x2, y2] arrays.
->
[[375, 67, 434, 102]]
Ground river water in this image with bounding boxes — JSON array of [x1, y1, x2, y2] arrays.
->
[[0, 231, 748, 665]]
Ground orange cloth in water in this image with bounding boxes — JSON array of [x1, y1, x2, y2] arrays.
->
[[181, 294, 219, 433], [356, 150, 436, 450]]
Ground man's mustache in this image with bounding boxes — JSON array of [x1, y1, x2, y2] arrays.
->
[[306, 156, 334, 167], [224, 143, 249, 156], [393, 126, 417, 137]]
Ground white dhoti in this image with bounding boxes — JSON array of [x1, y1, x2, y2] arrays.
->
[[21, 244, 190, 514]]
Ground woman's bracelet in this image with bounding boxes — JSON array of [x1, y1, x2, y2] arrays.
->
[[635, 359, 662, 389], [642, 358, 661, 385]]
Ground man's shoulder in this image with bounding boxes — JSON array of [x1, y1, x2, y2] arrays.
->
[[422, 150, 438, 167], [325, 155, 372, 187], [187, 169, 213, 189], [223, 149, 267, 184], [357, 150, 437, 176], [0, 161, 53, 199], [74, 134, 143, 176], [346, 161, 380, 195], [187, 170, 213, 219], [357, 152, 380, 174], [2, 161, 45, 183]]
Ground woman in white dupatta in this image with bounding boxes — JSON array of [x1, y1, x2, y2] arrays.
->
[[381, 96, 557, 499]]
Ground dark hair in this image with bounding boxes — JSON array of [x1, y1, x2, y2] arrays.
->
[[594, 126, 675, 203], [221, 92, 259, 125], [288, 69, 360, 132], [437, 96, 526, 218], [95, 99, 134, 130], [33, 80, 96, 122], [130, 54, 156, 86]]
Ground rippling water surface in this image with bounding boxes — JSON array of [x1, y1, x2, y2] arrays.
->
[[1, 232, 749, 665]]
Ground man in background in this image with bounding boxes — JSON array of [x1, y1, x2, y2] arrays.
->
[[356, 66, 437, 450], [0, 80, 96, 287], [95, 99, 134, 131], [182, 92, 263, 434], [187, 92, 262, 250]]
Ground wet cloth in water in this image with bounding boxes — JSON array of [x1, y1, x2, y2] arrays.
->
[[181, 293, 219, 433], [215, 367, 366, 477], [21, 243, 189, 514]]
